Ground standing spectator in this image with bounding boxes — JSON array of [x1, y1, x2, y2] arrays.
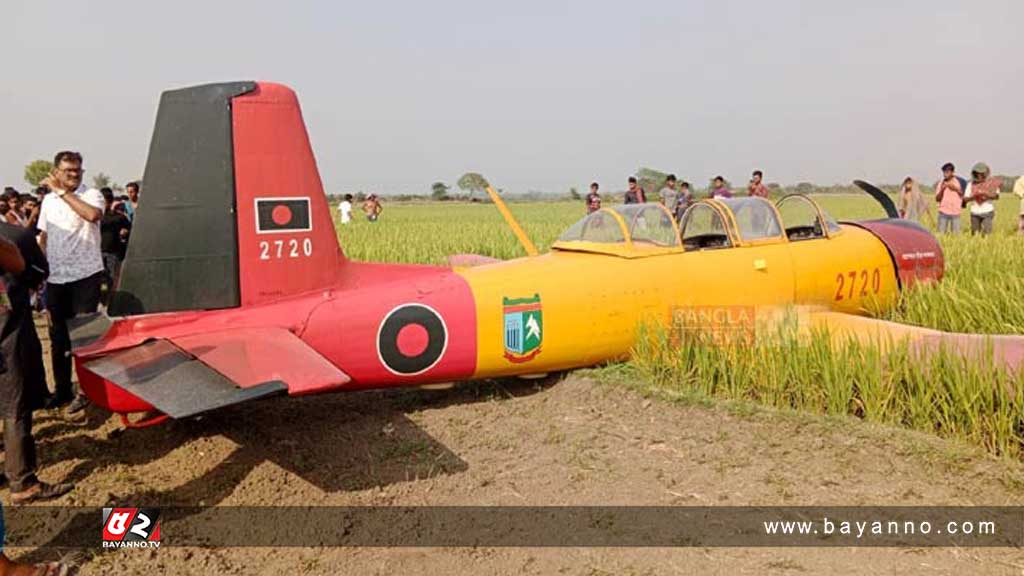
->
[[123, 181, 140, 223], [710, 176, 733, 199], [0, 221, 74, 506], [37, 151, 105, 414], [338, 194, 354, 225], [675, 181, 694, 221], [659, 175, 681, 216], [897, 177, 934, 227], [20, 194, 40, 231], [934, 162, 964, 234], [0, 191, 25, 227], [1014, 175, 1024, 235], [585, 182, 602, 213], [623, 176, 646, 204], [747, 170, 770, 198], [362, 194, 383, 222], [963, 162, 1001, 236], [99, 188, 131, 303]]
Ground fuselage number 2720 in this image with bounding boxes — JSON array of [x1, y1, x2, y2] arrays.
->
[[834, 268, 881, 301]]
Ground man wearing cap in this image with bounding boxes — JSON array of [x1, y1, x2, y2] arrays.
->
[[963, 162, 1001, 236]]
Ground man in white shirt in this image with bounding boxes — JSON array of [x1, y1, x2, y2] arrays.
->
[[338, 194, 353, 225], [962, 162, 1001, 236], [37, 151, 105, 415]]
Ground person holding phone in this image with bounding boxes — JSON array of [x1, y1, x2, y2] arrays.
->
[[963, 162, 1001, 236], [36, 151, 105, 416]]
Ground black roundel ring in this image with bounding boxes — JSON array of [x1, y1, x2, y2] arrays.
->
[[376, 304, 448, 376]]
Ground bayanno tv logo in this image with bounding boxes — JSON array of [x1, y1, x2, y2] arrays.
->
[[102, 508, 162, 549]]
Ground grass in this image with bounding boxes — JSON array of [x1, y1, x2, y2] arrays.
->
[[629, 321, 1024, 459]]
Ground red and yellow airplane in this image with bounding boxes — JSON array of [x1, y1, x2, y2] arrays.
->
[[71, 81, 1023, 426]]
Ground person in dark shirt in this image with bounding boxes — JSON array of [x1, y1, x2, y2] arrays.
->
[[99, 188, 131, 303], [624, 176, 646, 204], [0, 222, 73, 507], [585, 182, 602, 213]]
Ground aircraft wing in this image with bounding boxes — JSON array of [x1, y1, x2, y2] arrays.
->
[[79, 327, 351, 418]]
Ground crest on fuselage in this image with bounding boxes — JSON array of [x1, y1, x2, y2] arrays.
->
[[503, 294, 542, 363]]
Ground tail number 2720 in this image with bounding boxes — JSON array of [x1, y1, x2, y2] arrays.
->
[[835, 268, 881, 301], [259, 238, 313, 260]]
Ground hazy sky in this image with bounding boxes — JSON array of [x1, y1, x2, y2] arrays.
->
[[2, 1, 1021, 195]]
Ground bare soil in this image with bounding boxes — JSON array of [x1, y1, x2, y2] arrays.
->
[[5, 320, 1024, 575]]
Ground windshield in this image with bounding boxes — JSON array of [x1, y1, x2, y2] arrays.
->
[[557, 209, 626, 243], [776, 194, 842, 238], [681, 203, 731, 250], [716, 197, 783, 241], [616, 204, 680, 247], [557, 204, 679, 247]]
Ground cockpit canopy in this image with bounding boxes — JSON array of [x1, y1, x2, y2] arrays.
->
[[552, 195, 842, 257], [554, 204, 680, 257]]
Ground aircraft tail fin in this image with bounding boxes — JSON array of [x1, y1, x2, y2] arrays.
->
[[109, 82, 344, 317]]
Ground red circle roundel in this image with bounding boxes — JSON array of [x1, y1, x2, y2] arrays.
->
[[376, 304, 448, 376], [271, 204, 293, 225]]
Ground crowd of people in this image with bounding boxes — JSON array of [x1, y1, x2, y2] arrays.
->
[[584, 164, 1024, 236], [584, 170, 767, 222], [0, 150, 138, 574]]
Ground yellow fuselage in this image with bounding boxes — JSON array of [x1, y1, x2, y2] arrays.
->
[[458, 224, 897, 378]]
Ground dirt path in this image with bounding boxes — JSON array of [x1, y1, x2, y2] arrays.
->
[[7, 344, 1024, 576]]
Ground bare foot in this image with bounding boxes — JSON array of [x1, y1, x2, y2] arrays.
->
[[0, 555, 69, 576]]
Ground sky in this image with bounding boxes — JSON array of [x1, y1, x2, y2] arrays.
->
[[1, 0, 1021, 195]]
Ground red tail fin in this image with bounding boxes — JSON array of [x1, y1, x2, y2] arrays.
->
[[231, 83, 345, 306], [110, 82, 344, 316]]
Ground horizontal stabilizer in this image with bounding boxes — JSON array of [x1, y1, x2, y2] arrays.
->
[[80, 327, 351, 418], [83, 340, 287, 418], [69, 312, 113, 349], [167, 327, 351, 395]]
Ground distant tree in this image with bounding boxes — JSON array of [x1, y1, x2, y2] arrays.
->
[[24, 159, 53, 187], [430, 181, 450, 200], [795, 182, 815, 194], [637, 167, 671, 196], [457, 172, 490, 197], [569, 187, 580, 200], [92, 172, 115, 190]]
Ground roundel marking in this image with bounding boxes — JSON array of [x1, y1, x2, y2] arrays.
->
[[271, 204, 293, 225], [376, 303, 448, 376]]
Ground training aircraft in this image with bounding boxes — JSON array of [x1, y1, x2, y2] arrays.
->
[[70, 81, 1023, 427]]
